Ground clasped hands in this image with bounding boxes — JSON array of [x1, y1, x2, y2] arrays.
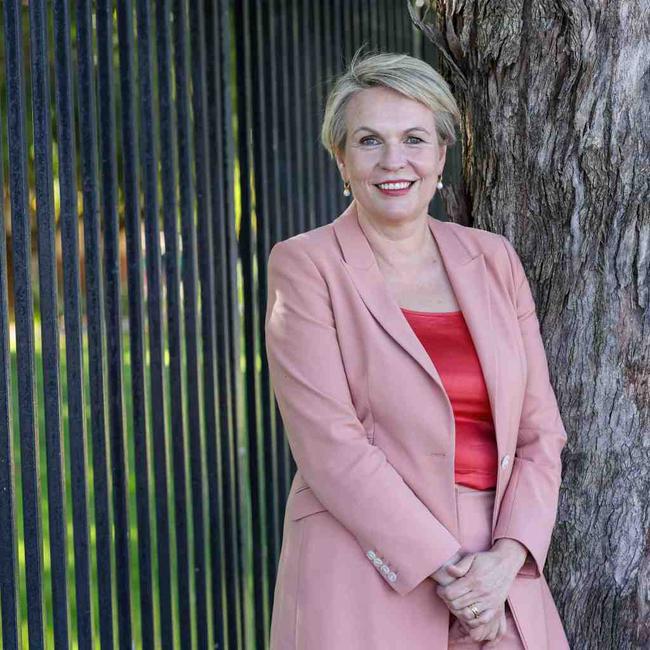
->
[[430, 539, 528, 646]]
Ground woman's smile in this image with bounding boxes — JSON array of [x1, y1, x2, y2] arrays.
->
[[374, 179, 418, 196]]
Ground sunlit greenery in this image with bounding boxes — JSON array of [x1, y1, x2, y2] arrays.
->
[[2, 2, 268, 647]]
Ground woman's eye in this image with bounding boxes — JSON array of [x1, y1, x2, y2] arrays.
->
[[359, 135, 424, 145]]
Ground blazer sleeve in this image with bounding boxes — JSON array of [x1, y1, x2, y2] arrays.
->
[[493, 235, 568, 578], [264, 238, 462, 596]]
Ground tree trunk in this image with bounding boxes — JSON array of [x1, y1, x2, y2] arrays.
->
[[409, 1, 650, 648]]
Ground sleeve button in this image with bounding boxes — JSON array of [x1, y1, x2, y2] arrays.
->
[[388, 572, 397, 582], [366, 550, 376, 561]]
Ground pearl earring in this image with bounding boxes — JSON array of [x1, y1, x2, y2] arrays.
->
[[343, 180, 351, 197], [436, 175, 443, 190]]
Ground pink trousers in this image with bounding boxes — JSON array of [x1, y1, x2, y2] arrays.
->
[[447, 484, 525, 649]]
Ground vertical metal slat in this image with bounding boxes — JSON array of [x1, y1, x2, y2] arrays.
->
[[205, 1, 242, 646], [298, 0, 317, 232], [52, 0, 95, 645], [217, 0, 247, 644], [333, 0, 348, 217], [135, 0, 175, 646], [0, 59, 21, 650], [188, 0, 216, 645], [28, 0, 71, 645], [234, 0, 266, 645], [154, 0, 192, 645], [3, 0, 46, 646], [250, 0, 283, 631], [76, 0, 115, 646], [310, 0, 330, 228], [96, 0, 134, 645], [172, 0, 202, 646], [115, 0, 155, 645]]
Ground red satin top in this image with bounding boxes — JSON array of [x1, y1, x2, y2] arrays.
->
[[400, 307, 498, 490]]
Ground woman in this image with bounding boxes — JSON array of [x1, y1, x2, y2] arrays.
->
[[265, 50, 570, 650]]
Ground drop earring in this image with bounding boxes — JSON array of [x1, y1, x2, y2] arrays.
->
[[343, 180, 351, 197], [436, 175, 443, 190]]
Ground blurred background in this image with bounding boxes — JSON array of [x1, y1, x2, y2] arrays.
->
[[0, 1, 457, 649]]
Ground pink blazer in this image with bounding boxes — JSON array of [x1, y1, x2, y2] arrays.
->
[[265, 200, 569, 649]]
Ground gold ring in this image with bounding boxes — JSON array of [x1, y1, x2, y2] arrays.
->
[[469, 604, 480, 619]]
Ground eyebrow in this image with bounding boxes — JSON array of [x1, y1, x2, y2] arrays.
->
[[352, 126, 431, 136]]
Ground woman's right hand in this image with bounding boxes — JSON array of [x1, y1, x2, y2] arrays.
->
[[482, 606, 507, 646], [455, 602, 506, 644], [430, 551, 473, 634], [430, 552, 506, 643], [429, 550, 466, 585], [448, 600, 506, 644]]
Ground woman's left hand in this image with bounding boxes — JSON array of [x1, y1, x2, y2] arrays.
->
[[434, 544, 524, 628]]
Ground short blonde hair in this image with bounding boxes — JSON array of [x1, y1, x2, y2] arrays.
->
[[320, 47, 462, 159]]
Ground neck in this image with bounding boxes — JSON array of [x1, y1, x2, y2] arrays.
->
[[356, 207, 437, 271]]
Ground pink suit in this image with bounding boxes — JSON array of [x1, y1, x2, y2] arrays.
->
[[265, 200, 570, 649]]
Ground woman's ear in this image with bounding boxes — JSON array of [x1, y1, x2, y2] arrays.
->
[[335, 155, 346, 180], [437, 143, 448, 175]]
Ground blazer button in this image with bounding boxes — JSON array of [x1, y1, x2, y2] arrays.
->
[[380, 564, 390, 575], [373, 557, 383, 567], [501, 454, 510, 469], [366, 550, 376, 561], [388, 572, 397, 582]]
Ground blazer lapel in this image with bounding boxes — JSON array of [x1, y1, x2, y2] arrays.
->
[[332, 201, 503, 451]]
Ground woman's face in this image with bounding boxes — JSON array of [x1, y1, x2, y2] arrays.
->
[[335, 86, 447, 225]]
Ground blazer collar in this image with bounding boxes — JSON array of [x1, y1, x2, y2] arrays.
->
[[332, 200, 502, 446]]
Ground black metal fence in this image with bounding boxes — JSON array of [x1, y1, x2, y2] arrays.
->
[[0, 1, 455, 648]]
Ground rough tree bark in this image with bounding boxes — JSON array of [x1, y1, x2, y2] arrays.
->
[[408, 1, 649, 648]]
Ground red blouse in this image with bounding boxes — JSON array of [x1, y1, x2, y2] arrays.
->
[[400, 307, 498, 490]]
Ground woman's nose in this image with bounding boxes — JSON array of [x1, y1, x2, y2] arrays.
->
[[379, 143, 409, 168]]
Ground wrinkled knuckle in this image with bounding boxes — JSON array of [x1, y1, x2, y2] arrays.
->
[[469, 631, 482, 642]]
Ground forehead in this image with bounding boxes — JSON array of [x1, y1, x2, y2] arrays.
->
[[344, 87, 434, 131]]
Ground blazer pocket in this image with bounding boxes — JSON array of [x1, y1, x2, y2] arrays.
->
[[287, 486, 328, 521]]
